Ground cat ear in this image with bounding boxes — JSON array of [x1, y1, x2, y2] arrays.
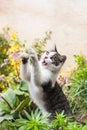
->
[[54, 44, 57, 52]]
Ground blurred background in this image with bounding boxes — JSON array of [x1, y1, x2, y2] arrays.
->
[[0, 0, 87, 71]]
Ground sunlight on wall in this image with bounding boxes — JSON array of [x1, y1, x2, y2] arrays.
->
[[0, 0, 87, 70]]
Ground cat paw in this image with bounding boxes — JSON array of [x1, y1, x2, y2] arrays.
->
[[28, 48, 38, 65], [20, 52, 29, 64]]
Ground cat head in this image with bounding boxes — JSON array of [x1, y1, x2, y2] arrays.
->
[[40, 45, 66, 73]]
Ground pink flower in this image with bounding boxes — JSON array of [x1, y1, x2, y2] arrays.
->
[[4, 59, 9, 63], [57, 75, 67, 87], [7, 50, 25, 60], [0, 59, 9, 68]]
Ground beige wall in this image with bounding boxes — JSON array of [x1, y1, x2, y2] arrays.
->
[[0, 0, 87, 71]]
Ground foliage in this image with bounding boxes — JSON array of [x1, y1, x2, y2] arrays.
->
[[0, 33, 11, 75], [0, 85, 87, 130], [52, 112, 69, 130], [9, 109, 50, 130], [68, 55, 87, 122], [0, 27, 22, 92], [1, 107, 87, 130], [51, 112, 87, 130], [0, 27, 53, 129], [0, 85, 29, 121], [0, 28, 51, 92], [0, 83, 37, 130], [0, 27, 87, 129], [32, 31, 52, 58]]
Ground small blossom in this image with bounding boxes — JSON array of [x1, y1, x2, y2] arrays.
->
[[0, 75, 5, 81], [4, 59, 9, 64], [11, 32, 17, 41], [57, 75, 67, 87], [0, 59, 9, 68]]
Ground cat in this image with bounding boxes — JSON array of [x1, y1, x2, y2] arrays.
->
[[20, 46, 72, 120]]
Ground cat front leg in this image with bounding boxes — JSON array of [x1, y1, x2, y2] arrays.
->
[[20, 52, 31, 82], [29, 49, 38, 66], [29, 49, 41, 86]]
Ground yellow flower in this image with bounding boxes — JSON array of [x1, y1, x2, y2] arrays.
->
[[11, 32, 17, 41], [60, 71, 66, 76]]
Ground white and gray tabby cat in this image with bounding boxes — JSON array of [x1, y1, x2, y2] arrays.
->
[[20, 46, 72, 120]]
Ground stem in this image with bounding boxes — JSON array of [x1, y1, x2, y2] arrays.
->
[[15, 62, 20, 79], [0, 95, 12, 109]]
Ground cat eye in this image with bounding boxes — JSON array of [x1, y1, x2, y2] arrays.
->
[[54, 56, 57, 60], [51, 56, 57, 62], [46, 51, 49, 55], [51, 55, 57, 61]]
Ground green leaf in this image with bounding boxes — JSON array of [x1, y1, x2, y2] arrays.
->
[[24, 110, 31, 120], [0, 114, 13, 123], [14, 89, 29, 96], [18, 125, 27, 130], [2, 88, 16, 109], [83, 125, 87, 130], [11, 97, 30, 114], [0, 101, 11, 113], [20, 81, 28, 92]]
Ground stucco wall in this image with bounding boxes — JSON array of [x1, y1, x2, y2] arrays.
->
[[0, 0, 87, 71]]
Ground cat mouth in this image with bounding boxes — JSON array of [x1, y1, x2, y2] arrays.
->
[[42, 60, 47, 65]]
